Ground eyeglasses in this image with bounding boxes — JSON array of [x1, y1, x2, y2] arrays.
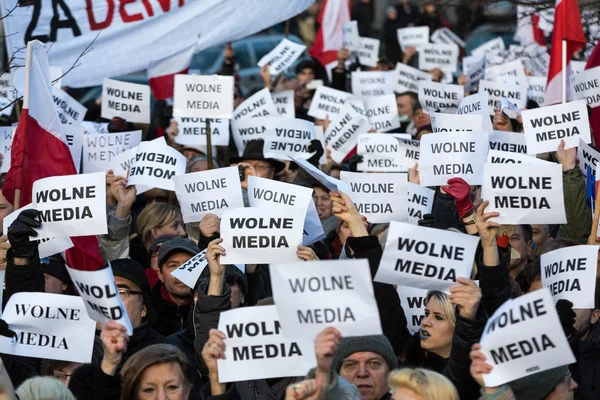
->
[[118, 289, 143, 299], [53, 373, 72, 382], [251, 164, 274, 172]]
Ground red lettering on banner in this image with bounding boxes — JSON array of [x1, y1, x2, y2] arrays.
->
[[87, 0, 186, 31], [86, 0, 115, 30], [119, 0, 144, 23]]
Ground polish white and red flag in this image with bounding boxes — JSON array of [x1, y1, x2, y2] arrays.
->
[[3, 40, 104, 271], [309, 0, 351, 66], [544, 0, 586, 105], [147, 45, 196, 100]]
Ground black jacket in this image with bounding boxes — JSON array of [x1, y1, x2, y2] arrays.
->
[[573, 338, 600, 400], [150, 281, 192, 336], [200, 377, 299, 400]]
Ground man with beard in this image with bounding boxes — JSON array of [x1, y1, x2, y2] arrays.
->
[[151, 237, 198, 336]]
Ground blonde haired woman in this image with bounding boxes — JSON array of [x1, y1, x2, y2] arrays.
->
[[389, 368, 458, 400]]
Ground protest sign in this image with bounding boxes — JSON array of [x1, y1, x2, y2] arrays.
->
[[357, 134, 419, 172], [101, 79, 150, 124], [342, 21, 360, 50], [487, 150, 548, 164], [0, 73, 17, 116], [463, 53, 486, 93], [172, 117, 230, 147], [32, 172, 107, 239], [63, 124, 84, 173], [488, 130, 527, 153], [109, 146, 137, 177], [171, 249, 208, 289], [341, 171, 408, 223], [82, 122, 109, 135], [248, 176, 325, 246], [356, 37, 380, 67], [527, 44, 550, 77], [364, 95, 401, 132], [431, 27, 465, 48], [262, 118, 317, 161], [407, 183, 434, 224], [0, 127, 12, 174], [500, 98, 522, 119], [397, 27, 430, 51], [541, 246, 599, 308], [485, 60, 528, 87], [482, 163, 566, 225], [478, 80, 527, 115], [233, 88, 278, 120], [431, 112, 483, 133], [397, 286, 429, 333], [578, 139, 600, 176], [571, 66, 600, 108], [217, 305, 316, 382], [272, 91, 295, 118], [471, 37, 506, 57], [174, 75, 234, 119], [0, 293, 95, 363], [292, 157, 351, 192], [419, 131, 489, 186], [231, 117, 269, 156], [257, 38, 306, 75], [3, 205, 74, 259], [271, 259, 383, 338], [456, 92, 494, 133], [324, 104, 371, 163], [83, 131, 142, 173], [307, 86, 354, 120], [128, 138, 186, 191], [418, 43, 459, 73], [351, 71, 394, 100], [418, 81, 464, 113], [522, 100, 591, 154], [526, 77, 546, 107], [377, 222, 480, 291], [480, 289, 576, 387], [220, 207, 305, 264], [174, 167, 244, 223], [67, 265, 133, 335], [52, 88, 86, 125], [394, 63, 432, 94], [0, 270, 4, 315]]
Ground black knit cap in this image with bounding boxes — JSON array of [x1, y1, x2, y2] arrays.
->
[[331, 335, 398, 372], [40, 257, 71, 284]]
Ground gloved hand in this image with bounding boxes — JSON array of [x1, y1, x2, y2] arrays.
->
[[347, 154, 364, 172], [7, 209, 40, 259], [556, 299, 576, 338], [0, 319, 15, 339], [443, 177, 474, 219]]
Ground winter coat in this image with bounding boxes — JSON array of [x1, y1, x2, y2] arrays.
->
[[558, 166, 591, 244], [150, 281, 192, 336]]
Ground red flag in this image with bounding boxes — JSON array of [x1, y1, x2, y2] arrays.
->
[[147, 45, 195, 101], [3, 41, 104, 271], [531, 14, 547, 47], [586, 42, 600, 145], [309, 0, 350, 66], [544, 0, 586, 105]]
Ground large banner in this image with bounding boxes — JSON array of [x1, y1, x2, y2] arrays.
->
[[2, 0, 313, 88]]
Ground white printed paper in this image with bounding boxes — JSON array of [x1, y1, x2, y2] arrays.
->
[[173, 117, 230, 146], [394, 63, 432, 94], [526, 76, 546, 107], [397, 26, 429, 51], [174, 75, 234, 119], [571, 66, 600, 108], [292, 157, 351, 193], [431, 112, 483, 133], [233, 88, 278, 121], [397, 285, 428, 333], [418, 81, 464, 113], [356, 37, 380, 67], [357, 134, 419, 172], [578, 139, 600, 176], [487, 150, 548, 164], [101, 78, 150, 124], [128, 138, 187, 191], [171, 249, 207, 289], [472, 37, 506, 57], [63, 124, 84, 173], [307, 86, 354, 120], [343, 21, 360, 51], [0, 127, 12, 174], [257, 38, 306, 75], [263, 118, 317, 161], [407, 183, 434, 224], [456, 92, 494, 133], [479, 80, 527, 115], [83, 131, 142, 173], [463, 53, 486, 92], [488, 130, 528, 153], [272, 91, 295, 118], [364, 94, 400, 132], [351, 71, 394, 100], [324, 104, 371, 163], [418, 43, 459, 73], [53, 87, 87, 125]]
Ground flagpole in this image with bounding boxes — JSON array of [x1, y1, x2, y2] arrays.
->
[[14, 43, 33, 210], [562, 39, 567, 103], [205, 119, 213, 170]]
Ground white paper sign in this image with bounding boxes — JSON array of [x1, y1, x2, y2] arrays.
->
[[0, 127, 12, 174], [63, 124, 84, 173], [571, 66, 600, 108], [357, 134, 419, 172], [482, 163, 567, 225], [364, 94, 400, 132], [431, 28, 465, 48], [82, 121, 109, 135], [109, 146, 137, 177], [487, 150, 548, 164], [418, 81, 464, 113], [173, 117, 230, 146], [307, 86, 354, 120], [220, 207, 305, 264], [174, 167, 244, 223], [356, 37, 380, 67], [479, 80, 527, 115], [233, 88, 278, 120], [173, 75, 234, 119], [419, 131, 489, 186], [231, 117, 269, 155], [66, 265, 134, 335], [431, 112, 483, 133], [341, 171, 408, 223], [485, 60, 528, 87], [480, 289, 576, 387], [53, 88, 87, 125], [83, 131, 142, 173], [271, 259, 383, 338], [394, 63, 432, 94], [343, 21, 360, 50], [263, 118, 317, 161], [522, 100, 591, 155], [351, 71, 394, 100], [472, 37, 506, 57], [248, 176, 325, 246], [0, 293, 95, 363], [324, 104, 371, 163], [128, 138, 187, 191], [488, 130, 528, 153], [526, 76, 546, 107], [578, 139, 600, 176], [463, 53, 486, 93], [257, 38, 306, 75], [171, 249, 207, 289], [101, 78, 150, 124], [272, 91, 295, 118], [0, 73, 17, 116], [397, 286, 429, 333], [377, 222, 480, 291], [32, 172, 107, 239], [407, 183, 434, 224], [292, 157, 351, 193], [217, 305, 317, 382], [418, 44, 459, 73], [541, 246, 599, 308], [397, 27, 430, 51]]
